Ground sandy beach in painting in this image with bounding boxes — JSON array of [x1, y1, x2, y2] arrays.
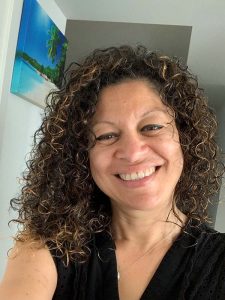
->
[[24, 79, 57, 108]]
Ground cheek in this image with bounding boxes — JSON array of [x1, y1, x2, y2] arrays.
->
[[89, 148, 107, 179], [168, 130, 184, 168], [160, 137, 184, 170], [172, 145, 184, 172], [89, 150, 112, 196], [89, 151, 98, 178], [177, 153, 184, 174]]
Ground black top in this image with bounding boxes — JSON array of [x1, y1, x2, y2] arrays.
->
[[51, 220, 225, 300]]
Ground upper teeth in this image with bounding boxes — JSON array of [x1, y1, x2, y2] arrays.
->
[[119, 167, 156, 181]]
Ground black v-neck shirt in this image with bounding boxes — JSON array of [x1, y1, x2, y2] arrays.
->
[[51, 221, 225, 300]]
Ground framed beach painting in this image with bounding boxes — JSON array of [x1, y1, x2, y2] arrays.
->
[[11, 0, 68, 108]]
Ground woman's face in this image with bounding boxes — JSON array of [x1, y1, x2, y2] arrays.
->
[[89, 80, 183, 213]]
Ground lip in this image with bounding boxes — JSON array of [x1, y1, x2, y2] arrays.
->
[[114, 167, 159, 188]]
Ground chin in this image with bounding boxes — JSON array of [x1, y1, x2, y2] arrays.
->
[[117, 194, 167, 211]]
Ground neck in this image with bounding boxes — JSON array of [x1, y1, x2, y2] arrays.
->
[[111, 205, 186, 248]]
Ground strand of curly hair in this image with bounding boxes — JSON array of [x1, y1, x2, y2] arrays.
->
[[10, 45, 224, 265]]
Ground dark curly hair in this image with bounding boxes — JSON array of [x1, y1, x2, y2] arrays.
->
[[10, 45, 224, 264]]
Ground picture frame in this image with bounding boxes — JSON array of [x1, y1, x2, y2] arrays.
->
[[10, 0, 68, 108]]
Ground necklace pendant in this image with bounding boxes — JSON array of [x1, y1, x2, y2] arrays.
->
[[117, 271, 120, 280]]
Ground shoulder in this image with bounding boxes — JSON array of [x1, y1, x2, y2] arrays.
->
[[0, 240, 57, 300], [183, 221, 225, 254], [183, 222, 225, 273], [195, 224, 225, 253], [185, 224, 225, 297], [176, 221, 225, 271]]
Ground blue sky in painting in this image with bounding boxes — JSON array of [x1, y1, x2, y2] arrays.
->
[[17, 0, 67, 68]]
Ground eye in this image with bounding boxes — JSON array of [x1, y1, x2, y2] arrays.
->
[[141, 124, 164, 132], [95, 132, 119, 144]]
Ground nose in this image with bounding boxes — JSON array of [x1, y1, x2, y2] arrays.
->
[[114, 133, 149, 163]]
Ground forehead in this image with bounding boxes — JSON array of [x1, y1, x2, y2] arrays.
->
[[94, 79, 168, 120]]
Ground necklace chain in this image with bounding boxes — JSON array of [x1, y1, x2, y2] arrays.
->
[[116, 228, 175, 280]]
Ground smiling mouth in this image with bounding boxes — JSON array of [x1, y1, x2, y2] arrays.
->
[[117, 167, 157, 181]]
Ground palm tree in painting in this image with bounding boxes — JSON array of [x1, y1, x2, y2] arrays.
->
[[56, 42, 68, 85], [47, 25, 61, 63]]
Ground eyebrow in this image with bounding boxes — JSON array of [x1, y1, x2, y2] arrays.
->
[[141, 108, 169, 118], [92, 109, 169, 128]]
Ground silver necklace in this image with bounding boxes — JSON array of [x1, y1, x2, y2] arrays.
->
[[116, 229, 175, 280]]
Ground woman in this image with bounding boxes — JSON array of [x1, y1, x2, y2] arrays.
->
[[0, 45, 225, 300]]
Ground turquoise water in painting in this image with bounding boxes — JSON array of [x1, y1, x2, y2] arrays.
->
[[11, 56, 44, 94]]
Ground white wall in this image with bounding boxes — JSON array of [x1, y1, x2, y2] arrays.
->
[[56, 0, 225, 87], [0, 0, 66, 279], [0, 2, 12, 102]]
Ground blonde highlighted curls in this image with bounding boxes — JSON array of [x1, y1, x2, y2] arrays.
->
[[10, 45, 224, 264]]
